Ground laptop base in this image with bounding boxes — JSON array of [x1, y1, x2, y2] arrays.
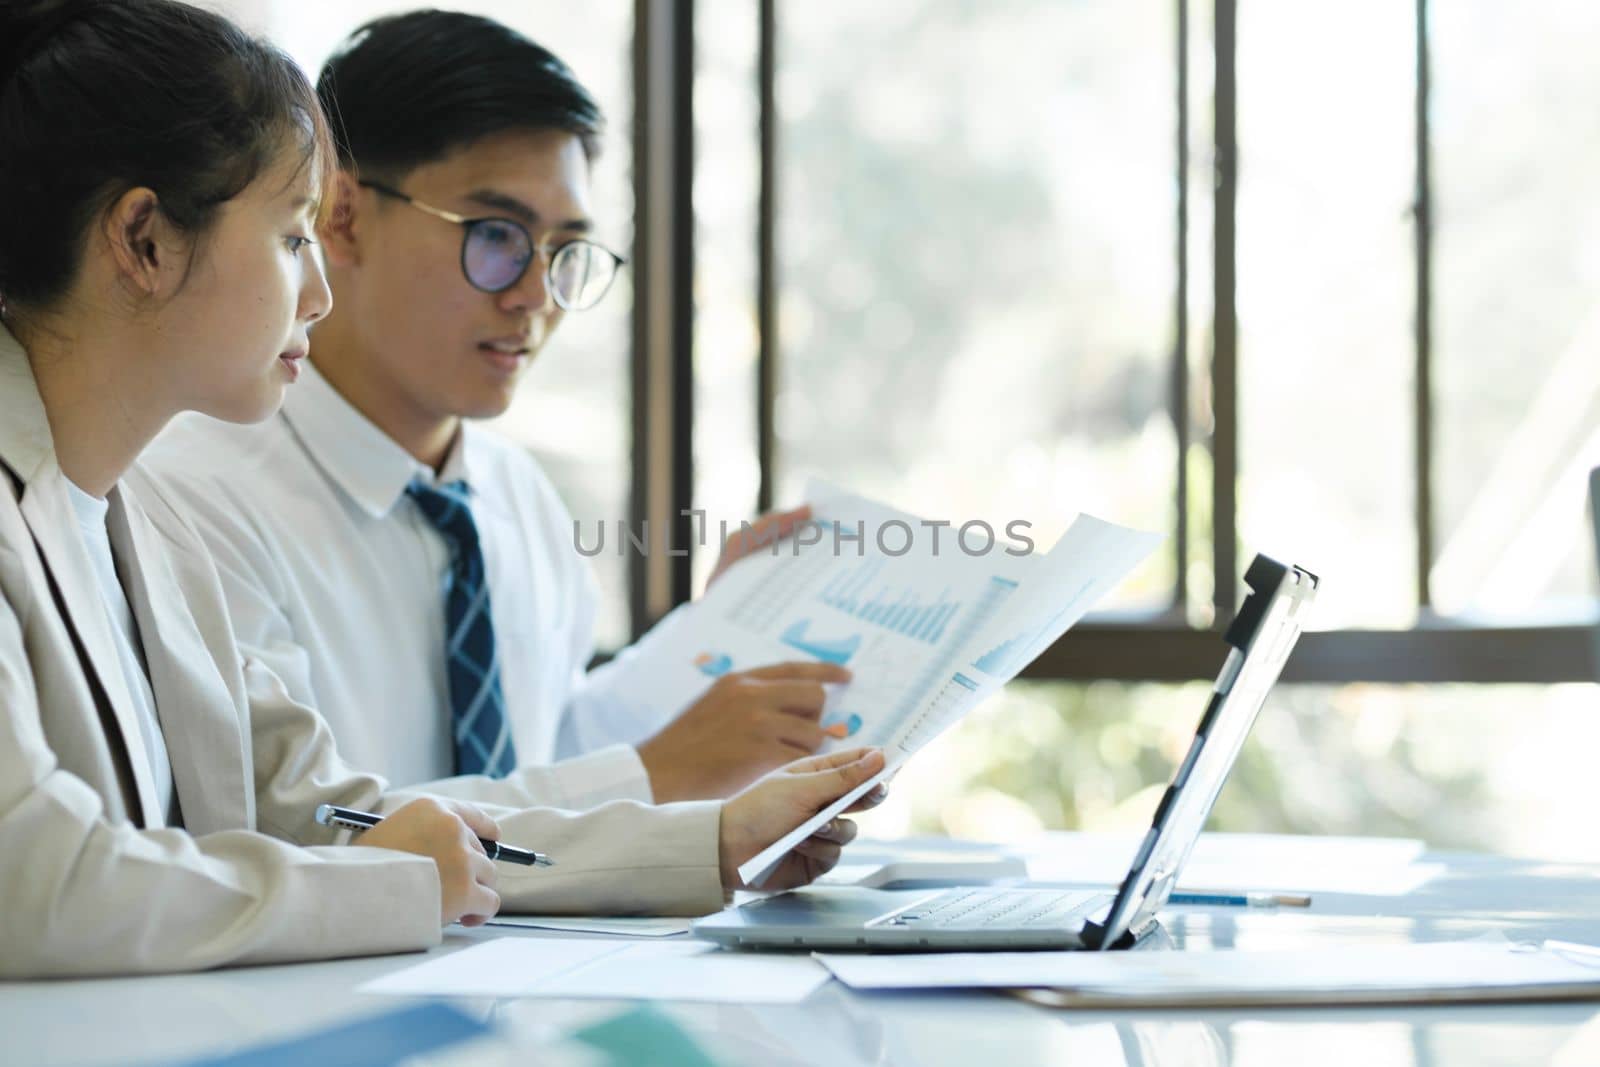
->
[[694, 887, 1117, 952]]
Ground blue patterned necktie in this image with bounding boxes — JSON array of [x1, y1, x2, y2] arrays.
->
[[406, 479, 517, 778]]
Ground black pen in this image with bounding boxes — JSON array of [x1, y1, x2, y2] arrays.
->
[[315, 803, 553, 867]]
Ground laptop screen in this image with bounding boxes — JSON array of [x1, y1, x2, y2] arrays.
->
[[1090, 554, 1318, 950]]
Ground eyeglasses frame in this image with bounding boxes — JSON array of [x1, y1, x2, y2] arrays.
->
[[358, 179, 626, 310]]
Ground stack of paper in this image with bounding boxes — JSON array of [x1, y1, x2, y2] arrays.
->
[[486, 915, 691, 938], [1023, 832, 1443, 896], [360, 937, 829, 1005], [815, 940, 1600, 1007]]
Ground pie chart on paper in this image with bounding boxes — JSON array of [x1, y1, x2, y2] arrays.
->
[[694, 652, 733, 677], [822, 712, 863, 739]]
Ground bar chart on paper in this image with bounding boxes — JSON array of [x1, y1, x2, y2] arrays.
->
[[816, 561, 963, 645], [972, 636, 1026, 675], [833, 574, 1021, 749], [728, 557, 1029, 750]]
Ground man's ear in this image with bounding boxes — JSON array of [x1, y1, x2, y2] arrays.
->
[[101, 188, 186, 301], [318, 169, 364, 269]]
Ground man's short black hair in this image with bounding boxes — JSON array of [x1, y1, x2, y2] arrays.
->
[[316, 8, 604, 180]]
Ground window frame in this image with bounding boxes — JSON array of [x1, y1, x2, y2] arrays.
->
[[623, 0, 1597, 686]]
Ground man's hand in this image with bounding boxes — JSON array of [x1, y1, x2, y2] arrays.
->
[[356, 797, 502, 927], [706, 505, 812, 588], [637, 661, 850, 802], [718, 747, 889, 891]]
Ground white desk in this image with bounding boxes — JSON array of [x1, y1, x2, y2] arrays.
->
[[6, 834, 1600, 1067]]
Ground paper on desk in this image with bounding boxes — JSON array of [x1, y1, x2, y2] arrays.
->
[[1179, 837, 1441, 897], [360, 938, 628, 999], [813, 850, 1029, 888], [1554, 1003, 1600, 1067], [1026, 832, 1441, 896], [485, 915, 691, 938], [815, 940, 1600, 1006], [538, 941, 829, 1003], [361, 937, 829, 1004]]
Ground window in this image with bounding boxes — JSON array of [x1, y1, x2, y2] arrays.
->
[[1431, 0, 1600, 623], [719, 1, 1598, 856], [1236, 0, 1416, 629], [771, 1, 1179, 614], [685, 1, 1600, 676], [857, 680, 1600, 863]]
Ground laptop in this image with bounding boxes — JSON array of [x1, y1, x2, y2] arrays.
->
[[694, 553, 1318, 952]]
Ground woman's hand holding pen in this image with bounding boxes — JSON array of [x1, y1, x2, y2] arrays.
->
[[357, 798, 503, 926], [718, 747, 889, 891]]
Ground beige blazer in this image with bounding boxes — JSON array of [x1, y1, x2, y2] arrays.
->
[[0, 327, 723, 978]]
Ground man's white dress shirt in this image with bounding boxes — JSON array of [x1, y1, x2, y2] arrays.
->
[[143, 360, 666, 809]]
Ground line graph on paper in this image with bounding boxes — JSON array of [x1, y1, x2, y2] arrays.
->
[[892, 672, 987, 756], [852, 574, 1018, 750], [967, 576, 1094, 679]]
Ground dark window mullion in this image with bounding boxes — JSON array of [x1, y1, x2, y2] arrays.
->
[[628, 0, 648, 638], [756, 0, 778, 515], [629, 0, 696, 638], [1414, 0, 1435, 610], [1173, 0, 1191, 615], [1212, 0, 1239, 623], [670, 0, 695, 613]]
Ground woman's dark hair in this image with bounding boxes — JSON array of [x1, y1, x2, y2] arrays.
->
[[316, 9, 604, 182], [0, 0, 335, 313]]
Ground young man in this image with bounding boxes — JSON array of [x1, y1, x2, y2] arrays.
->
[[143, 10, 836, 808]]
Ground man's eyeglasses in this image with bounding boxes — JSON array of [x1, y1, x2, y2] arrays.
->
[[359, 180, 625, 311]]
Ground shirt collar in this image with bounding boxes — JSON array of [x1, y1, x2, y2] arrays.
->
[[0, 320, 57, 483], [282, 358, 474, 518]]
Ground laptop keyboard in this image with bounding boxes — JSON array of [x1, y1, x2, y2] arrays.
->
[[870, 888, 1105, 931]]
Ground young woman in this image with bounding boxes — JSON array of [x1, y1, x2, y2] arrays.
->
[[0, 0, 883, 977]]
